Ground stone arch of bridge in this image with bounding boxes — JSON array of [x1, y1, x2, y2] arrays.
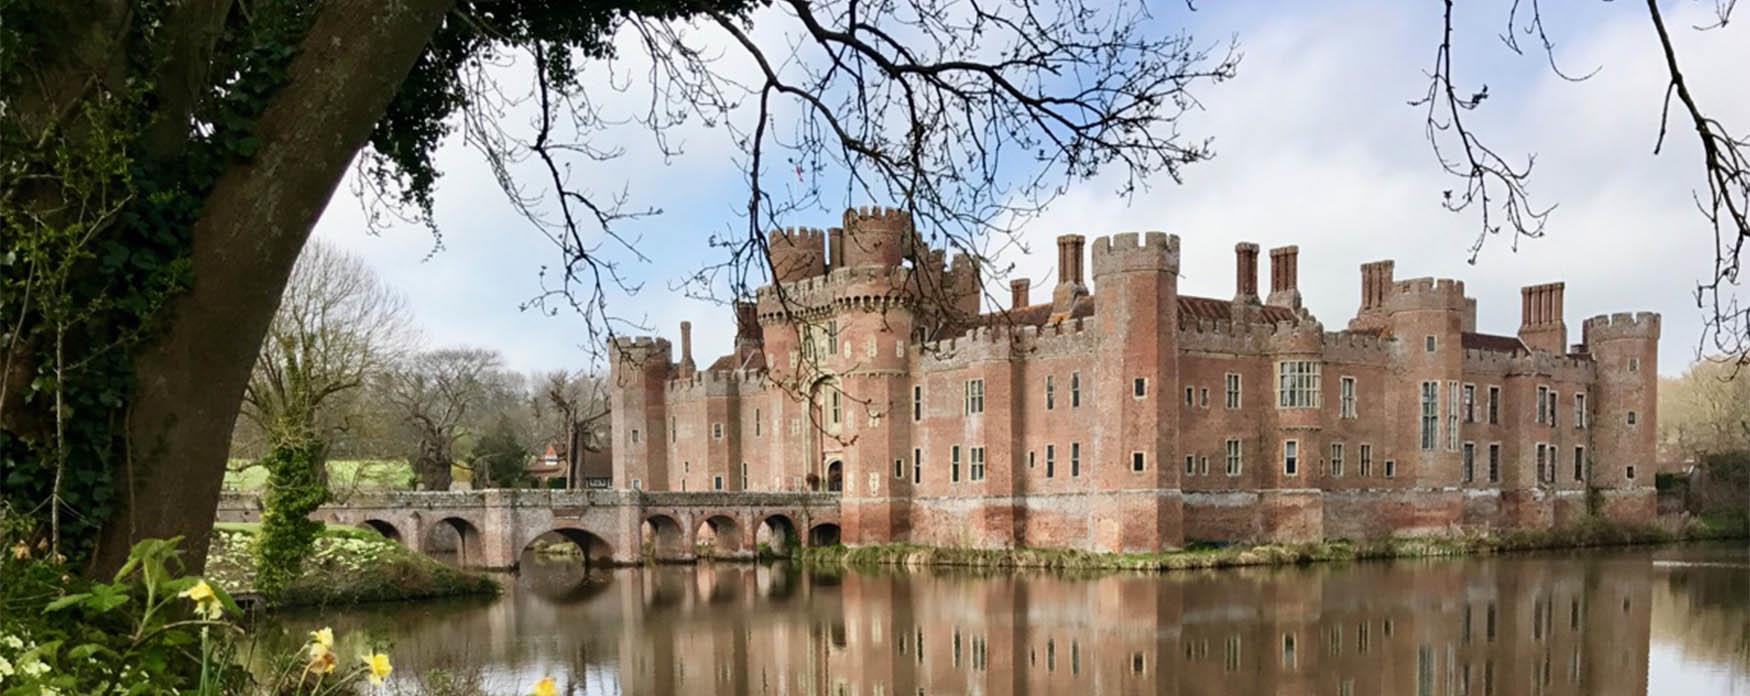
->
[[808, 522, 842, 547], [424, 516, 486, 567], [524, 527, 616, 566], [757, 513, 799, 556], [358, 518, 402, 543], [693, 514, 747, 559], [643, 513, 690, 562]]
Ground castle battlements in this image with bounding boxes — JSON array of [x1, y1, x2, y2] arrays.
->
[[1091, 231, 1180, 277], [1384, 277, 1468, 312], [1582, 312, 1661, 343]]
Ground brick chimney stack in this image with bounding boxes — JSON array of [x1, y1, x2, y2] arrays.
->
[[1052, 234, 1088, 314], [733, 301, 762, 364], [678, 321, 696, 375], [1011, 278, 1032, 309], [1267, 246, 1302, 310], [1518, 282, 1568, 354], [1234, 242, 1260, 303], [827, 227, 846, 269], [1359, 260, 1396, 311]]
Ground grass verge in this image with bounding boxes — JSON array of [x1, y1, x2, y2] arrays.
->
[[207, 522, 498, 607], [802, 514, 1749, 573]]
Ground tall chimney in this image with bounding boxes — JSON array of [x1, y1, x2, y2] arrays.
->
[[828, 227, 846, 269], [1359, 260, 1396, 311], [1267, 246, 1302, 309], [1234, 242, 1260, 303], [679, 321, 696, 375], [1052, 234, 1088, 314], [733, 302, 762, 364], [1517, 282, 1568, 354], [1011, 278, 1032, 309]]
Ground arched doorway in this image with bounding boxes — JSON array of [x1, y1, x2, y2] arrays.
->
[[423, 517, 484, 567], [359, 519, 401, 543], [826, 460, 843, 493], [643, 514, 688, 562], [756, 514, 798, 558], [695, 515, 745, 560], [808, 522, 842, 547]]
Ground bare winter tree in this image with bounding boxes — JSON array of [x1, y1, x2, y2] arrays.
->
[[1420, 0, 1748, 367], [533, 370, 611, 487], [241, 240, 415, 458], [378, 348, 502, 491]]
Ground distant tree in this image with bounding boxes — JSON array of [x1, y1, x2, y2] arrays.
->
[[469, 414, 532, 489], [1660, 358, 1750, 461], [378, 348, 501, 491], [240, 241, 413, 469]]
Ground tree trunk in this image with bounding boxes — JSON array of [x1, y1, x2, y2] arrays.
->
[[90, 0, 455, 576]]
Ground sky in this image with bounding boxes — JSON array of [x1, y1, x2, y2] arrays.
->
[[309, 0, 1747, 377]]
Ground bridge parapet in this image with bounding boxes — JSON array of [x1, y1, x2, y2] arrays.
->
[[213, 488, 843, 569]]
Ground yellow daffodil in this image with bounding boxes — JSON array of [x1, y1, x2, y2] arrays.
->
[[181, 579, 215, 602], [362, 652, 393, 685], [310, 627, 334, 649], [179, 579, 224, 620], [305, 631, 336, 675], [533, 676, 558, 696]]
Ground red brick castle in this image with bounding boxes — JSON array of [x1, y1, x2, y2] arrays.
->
[[610, 207, 1660, 552]]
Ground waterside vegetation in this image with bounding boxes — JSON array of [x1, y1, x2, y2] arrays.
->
[[801, 515, 1750, 573], [205, 523, 496, 608]]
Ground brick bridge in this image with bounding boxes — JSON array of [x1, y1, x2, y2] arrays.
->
[[214, 489, 842, 569]]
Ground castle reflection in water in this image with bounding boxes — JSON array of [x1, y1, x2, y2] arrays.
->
[[270, 546, 1746, 695]]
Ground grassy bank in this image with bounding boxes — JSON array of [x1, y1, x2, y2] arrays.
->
[[222, 458, 428, 492], [803, 514, 1749, 573], [206, 522, 497, 607]]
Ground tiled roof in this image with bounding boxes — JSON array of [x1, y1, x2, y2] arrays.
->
[[1176, 295, 1298, 323], [1461, 332, 1527, 354], [708, 350, 767, 371]]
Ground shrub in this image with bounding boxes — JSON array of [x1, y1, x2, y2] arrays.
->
[[255, 441, 330, 597]]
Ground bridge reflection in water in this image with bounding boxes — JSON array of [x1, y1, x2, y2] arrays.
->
[[260, 544, 1748, 695]]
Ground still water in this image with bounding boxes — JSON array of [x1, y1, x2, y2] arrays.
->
[[261, 544, 1749, 695]]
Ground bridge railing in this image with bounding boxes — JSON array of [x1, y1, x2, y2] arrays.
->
[[217, 488, 840, 512]]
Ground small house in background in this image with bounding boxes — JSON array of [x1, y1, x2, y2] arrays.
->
[[528, 419, 614, 489], [527, 446, 567, 484]]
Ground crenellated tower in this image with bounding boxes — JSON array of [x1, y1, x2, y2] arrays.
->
[[1582, 312, 1660, 521], [1384, 278, 1471, 496], [1090, 231, 1184, 550], [609, 337, 673, 490]]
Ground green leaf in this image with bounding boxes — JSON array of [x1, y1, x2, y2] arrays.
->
[[43, 593, 92, 613]]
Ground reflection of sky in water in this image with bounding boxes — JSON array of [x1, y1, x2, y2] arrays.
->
[[259, 544, 1750, 695]]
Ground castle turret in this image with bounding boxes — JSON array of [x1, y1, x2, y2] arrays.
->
[[769, 227, 826, 282], [1090, 231, 1183, 550], [842, 206, 913, 268], [1518, 282, 1568, 354], [1385, 278, 1470, 496], [1583, 312, 1660, 521], [609, 336, 673, 491]]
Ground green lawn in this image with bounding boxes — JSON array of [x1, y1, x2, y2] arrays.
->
[[223, 459, 424, 492]]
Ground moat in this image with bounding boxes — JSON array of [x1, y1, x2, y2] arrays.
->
[[256, 543, 1748, 695]]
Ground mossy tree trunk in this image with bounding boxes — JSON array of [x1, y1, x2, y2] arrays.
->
[[86, 0, 455, 575]]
